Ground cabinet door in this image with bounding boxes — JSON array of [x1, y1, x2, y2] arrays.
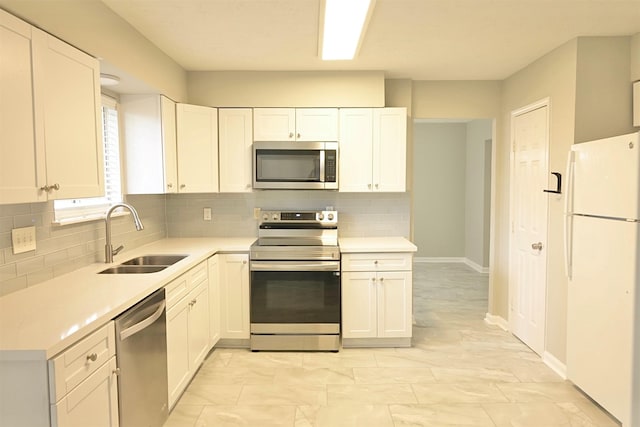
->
[[208, 255, 221, 348], [373, 108, 406, 192], [33, 28, 104, 200], [295, 108, 338, 141], [51, 357, 119, 427], [0, 10, 45, 204], [338, 109, 373, 192], [188, 283, 210, 370], [166, 297, 190, 409], [341, 272, 377, 339], [378, 271, 412, 338], [219, 108, 253, 192], [253, 108, 295, 141], [176, 103, 218, 193], [121, 95, 177, 194], [219, 253, 250, 339]]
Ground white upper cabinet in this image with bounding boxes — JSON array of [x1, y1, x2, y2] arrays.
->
[[0, 10, 43, 204], [253, 108, 338, 141], [176, 103, 219, 193], [339, 107, 407, 192], [33, 28, 103, 200], [218, 108, 253, 192], [121, 95, 177, 194], [0, 10, 103, 203]]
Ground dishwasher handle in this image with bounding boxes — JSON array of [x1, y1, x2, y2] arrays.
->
[[119, 300, 166, 341]]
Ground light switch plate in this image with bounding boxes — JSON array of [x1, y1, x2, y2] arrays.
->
[[12, 226, 36, 254]]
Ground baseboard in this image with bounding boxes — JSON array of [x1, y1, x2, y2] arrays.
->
[[484, 313, 509, 331], [542, 351, 567, 380], [414, 257, 489, 274]]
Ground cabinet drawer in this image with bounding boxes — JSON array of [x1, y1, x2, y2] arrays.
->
[[342, 253, 412, 272], [48, 322, 116, 403], [165, 273, 189, 309], [188, 261, 208, 288]]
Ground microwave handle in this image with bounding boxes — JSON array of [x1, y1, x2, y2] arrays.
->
[[319, 150, 325, 183]]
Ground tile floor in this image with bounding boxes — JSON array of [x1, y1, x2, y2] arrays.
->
[[164, 262, 620, 427]]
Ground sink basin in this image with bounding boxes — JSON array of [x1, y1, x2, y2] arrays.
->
[[120, 254, 188, 266], [98, 265, 168, 274]]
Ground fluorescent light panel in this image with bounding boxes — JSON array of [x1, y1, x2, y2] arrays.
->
[[321, 0, 373, 60]]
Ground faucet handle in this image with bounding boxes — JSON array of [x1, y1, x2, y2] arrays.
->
[[112, 245, 124, 256]]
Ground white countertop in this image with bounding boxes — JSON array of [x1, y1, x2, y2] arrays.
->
[[338, 237, 417, 253], [0, 238, 255, 361]]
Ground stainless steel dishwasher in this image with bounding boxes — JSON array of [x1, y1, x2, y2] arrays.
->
[[115, 288, 168, 427]]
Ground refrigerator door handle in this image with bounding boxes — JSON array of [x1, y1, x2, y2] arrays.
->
[[564, 150, 575, 279]]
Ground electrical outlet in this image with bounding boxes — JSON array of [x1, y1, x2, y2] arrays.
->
[[253, 207, 261, 219], [203, 207, 212, 221], [11, 226, 36, 254]]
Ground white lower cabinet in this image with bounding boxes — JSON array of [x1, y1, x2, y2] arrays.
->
[[341, 253, 413, 347], [48, 322, 119, 427], [218, 253, 250, 342], [165, 261, 210, 409]]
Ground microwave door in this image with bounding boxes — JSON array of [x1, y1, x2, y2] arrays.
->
[[254, 149, 326, 189]]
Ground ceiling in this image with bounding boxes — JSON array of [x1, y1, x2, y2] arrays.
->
[[101, 0, 640, 81]]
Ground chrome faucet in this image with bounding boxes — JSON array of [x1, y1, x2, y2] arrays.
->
[[104, 203, 144, 263]]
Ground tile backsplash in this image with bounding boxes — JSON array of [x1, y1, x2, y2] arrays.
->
[[0, 194, 166, 297], [1, 191, 410, 296], [166, 192, 410, 239]]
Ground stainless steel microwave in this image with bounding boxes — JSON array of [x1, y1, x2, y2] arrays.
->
[[253, 141, 338, 190]]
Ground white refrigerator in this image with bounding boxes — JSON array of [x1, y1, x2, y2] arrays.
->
[[565, 131, 640, 427]]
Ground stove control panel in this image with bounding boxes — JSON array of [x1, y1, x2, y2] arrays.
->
[[259, 210, 338, 225]]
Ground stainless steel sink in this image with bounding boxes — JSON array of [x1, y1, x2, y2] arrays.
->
[[120, 255, 188, 266], [99, 265, 168, 274]]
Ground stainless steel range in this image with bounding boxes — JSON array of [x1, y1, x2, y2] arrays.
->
[[250, 209, 341, 351]]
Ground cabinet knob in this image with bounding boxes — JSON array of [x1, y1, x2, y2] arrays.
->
[[112, 368, 121, 376], [86, 353, 98, 362], [374, 260, 378, 265], [242, 260, 247, 265], [379, 277, 384, 282], [368, 184, 372, 189], [375, 184, 379, 189], [296, 133, 301, 139], [180, 184, 186, 189], [190, 299, 197, 307], [289, 132, 294, 138], [167, 183, 173, 188]]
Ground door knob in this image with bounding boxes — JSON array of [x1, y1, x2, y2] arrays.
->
[[531, 242, 543, 251]]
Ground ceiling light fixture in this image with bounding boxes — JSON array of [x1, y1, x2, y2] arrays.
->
[[99, 73, 120, 86], [319, 0, 375, 61]]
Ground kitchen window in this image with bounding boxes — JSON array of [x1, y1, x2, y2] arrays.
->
[[53, 95, 123, 224]]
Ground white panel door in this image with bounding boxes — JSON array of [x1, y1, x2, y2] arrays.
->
[[208, 255, 221, 348], [253, 108, 295, 141], [219, 254, 250, 339], [373, 108, 407, 192], [218, 108, 253, 192], [160, 95, 178, 193], [0, 10, 45, 204], [567, 216, 637, 426], [188, 284, 210, 370], [341, 272, 377, 338], [295, 108, 338, 141], [166, 297, 190, 408], [510, 103, 549, 355], [378, 271, 412, 338], [34, 29, 103, 200], [176, 103, 218, 193], [339, 108, 373, 192]]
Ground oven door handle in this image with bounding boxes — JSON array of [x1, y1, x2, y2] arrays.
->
[[250, 261, 340, 272]]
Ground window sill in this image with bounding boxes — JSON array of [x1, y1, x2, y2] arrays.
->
[[52, 210, 130, 227]]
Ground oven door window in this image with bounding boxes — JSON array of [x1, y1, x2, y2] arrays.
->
[[255, 150, 321, 182], [250, 270, 340, 323]]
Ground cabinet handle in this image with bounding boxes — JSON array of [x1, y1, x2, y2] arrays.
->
[[86, 353, 98, 362], [40, 183, 60, 192]]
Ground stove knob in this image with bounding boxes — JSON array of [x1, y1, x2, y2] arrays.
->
[[272, 214, 279, 221], [262, 214, 269, 221], [328, 213, 334, 221], [318, 213, 324, 220]]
